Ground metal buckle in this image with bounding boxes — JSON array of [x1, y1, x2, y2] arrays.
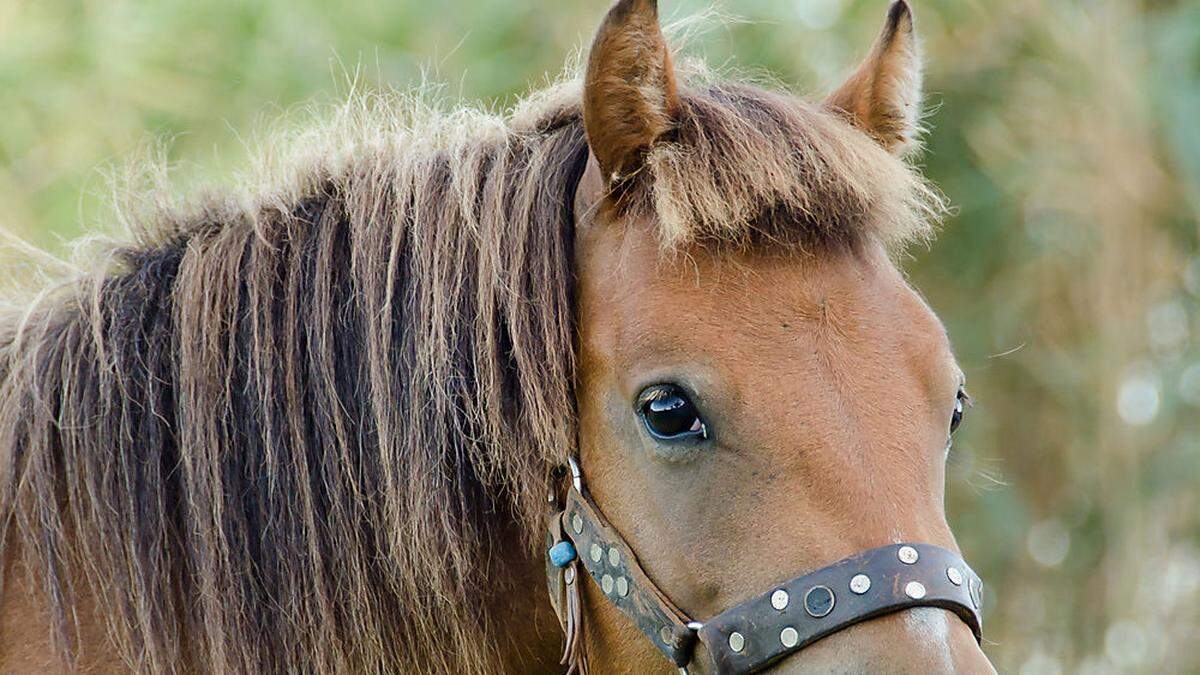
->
[[567, 455, 583, 491], [676, 622, 705, 674]]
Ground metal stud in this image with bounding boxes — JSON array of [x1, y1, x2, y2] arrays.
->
[[571, 513, 583, 534], [905, 581, 927, 600], [564, 567, 576, 584], [616, 576, 629, 597], [804, 585, 836, 618], [946, 566, 964, 586], [660, 626, 674, 645], [898, 546, 919, 565], [602, 574, 614, 595], [590, 543, 603, 563], [780, 626, 799, 648], [608, 547, 621, 567], [849, 574, 871, 595], [728, 631, 746, 653], [770, 589, 789, 610]]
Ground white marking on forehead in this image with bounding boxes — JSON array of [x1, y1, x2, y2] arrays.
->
[[903, 608, 954, 671]]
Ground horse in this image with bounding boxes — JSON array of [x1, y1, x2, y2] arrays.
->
[[0, 0, 996, 672]]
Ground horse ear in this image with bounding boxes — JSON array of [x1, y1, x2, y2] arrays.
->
[[824, 0, 924, 155], [583, 0, 681, 182]]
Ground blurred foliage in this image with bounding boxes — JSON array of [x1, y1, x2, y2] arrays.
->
[[2, 0, 1198, 672]]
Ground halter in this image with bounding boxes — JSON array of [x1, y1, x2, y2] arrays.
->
[[545, 457, 983, 674]]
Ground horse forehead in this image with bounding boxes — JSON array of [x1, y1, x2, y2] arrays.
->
[[578, 229, 921, 356]]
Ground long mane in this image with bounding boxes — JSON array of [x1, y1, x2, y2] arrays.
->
[[0, 65, 942, 673]]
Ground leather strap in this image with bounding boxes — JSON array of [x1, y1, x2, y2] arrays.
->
[[694, 543, 983, 673], [548, 484, 984, 674], [559, 486, 698, 667]]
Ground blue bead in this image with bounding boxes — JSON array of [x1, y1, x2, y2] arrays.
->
[[549, 541, 577, 568]]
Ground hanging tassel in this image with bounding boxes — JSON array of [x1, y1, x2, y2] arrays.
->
[[546, 511, 587, 674], [561, 558, 588, 674]]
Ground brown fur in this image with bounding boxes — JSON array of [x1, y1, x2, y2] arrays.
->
[[583, 0, 681, 182], [825, 1, 925, 155], [0, 3, 957, 674], [569, 3, 991, 671], [571, 220, 993, 673], [0, 91, 589, 674]]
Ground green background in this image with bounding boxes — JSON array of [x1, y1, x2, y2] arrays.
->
[[2, 1, 1198, 672]]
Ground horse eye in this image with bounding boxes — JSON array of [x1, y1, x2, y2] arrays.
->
[[637, 385, 709, 442], [950, 389, 969, 434]]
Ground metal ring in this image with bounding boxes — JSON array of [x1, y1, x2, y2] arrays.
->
[[803, 585, 836, 618]]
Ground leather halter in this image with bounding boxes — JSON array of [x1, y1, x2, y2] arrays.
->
[[545, 460, 984, 674]]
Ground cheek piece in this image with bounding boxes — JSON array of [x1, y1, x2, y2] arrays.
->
[[545, 458, 983, 674]]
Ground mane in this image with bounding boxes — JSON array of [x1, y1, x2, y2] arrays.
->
[[0, 62, 942, 674]]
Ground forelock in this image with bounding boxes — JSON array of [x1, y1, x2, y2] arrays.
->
[[616, 69, 947, 254]]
